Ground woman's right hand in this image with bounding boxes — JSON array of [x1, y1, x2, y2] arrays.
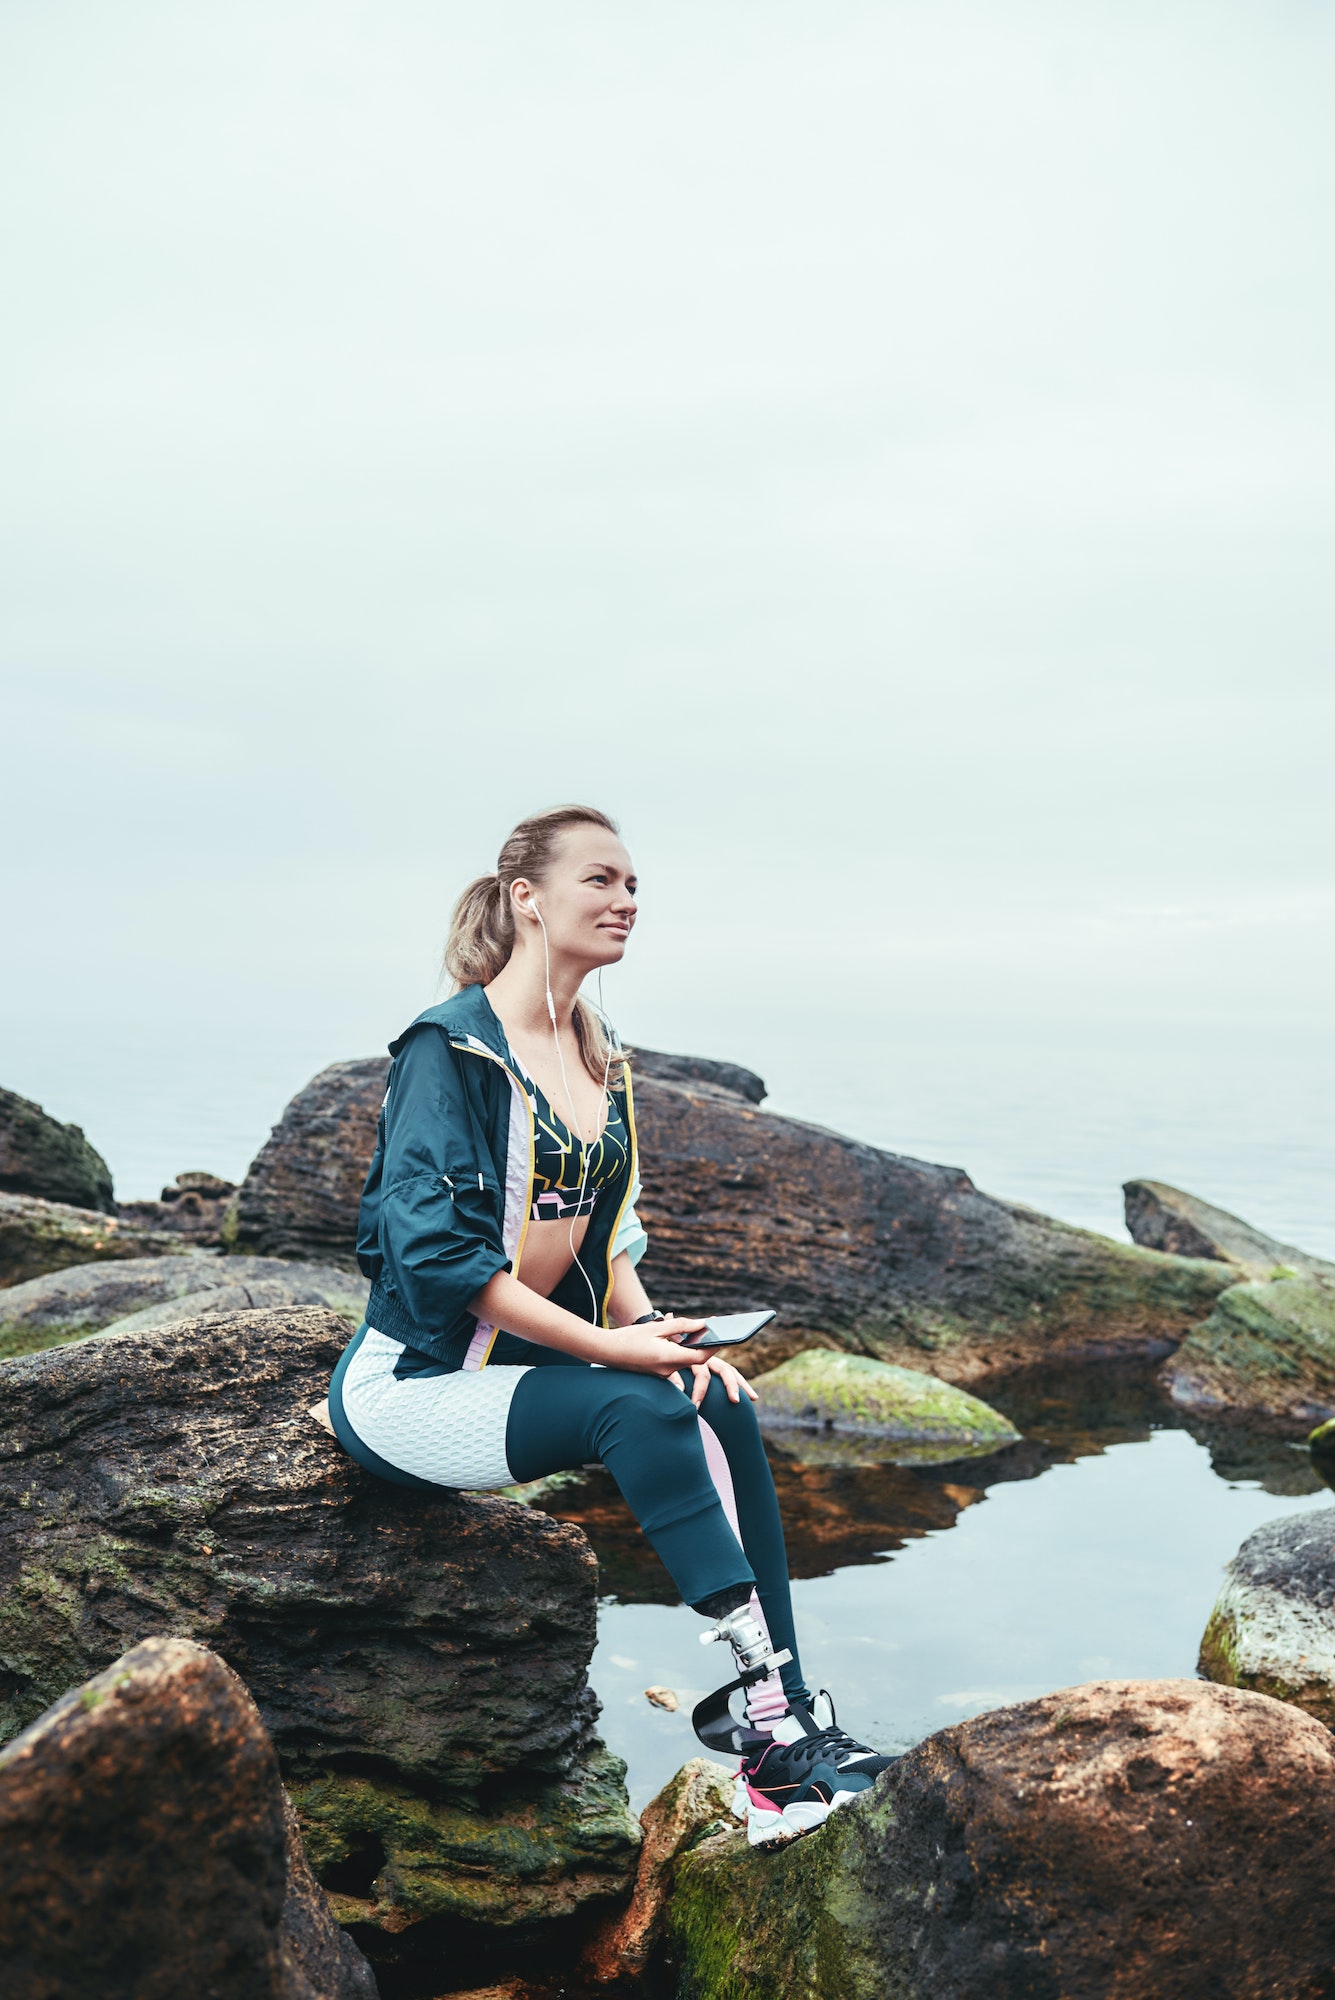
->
[[598, 1317, 707, 1378]]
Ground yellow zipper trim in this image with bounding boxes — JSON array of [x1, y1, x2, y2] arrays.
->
[[601, 1063, 637, 1328]]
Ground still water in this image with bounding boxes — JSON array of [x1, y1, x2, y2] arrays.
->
[[555, 1366, 1331, 1812]]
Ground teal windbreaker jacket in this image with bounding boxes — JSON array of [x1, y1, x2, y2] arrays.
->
[[357, 983, 643, 1368]]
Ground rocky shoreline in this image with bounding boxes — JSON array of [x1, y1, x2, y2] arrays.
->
[[3, 1055, 1334, 1997]]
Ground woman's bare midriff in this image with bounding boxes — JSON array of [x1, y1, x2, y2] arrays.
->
[[514, 1214, 594, 1302]]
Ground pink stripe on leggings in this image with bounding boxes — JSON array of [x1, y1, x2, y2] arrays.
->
[[697, 1414, 788, 1730]]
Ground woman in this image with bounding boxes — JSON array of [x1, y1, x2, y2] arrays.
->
[[328, 804, 893, 1844]]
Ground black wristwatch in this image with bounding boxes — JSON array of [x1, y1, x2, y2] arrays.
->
[[633, 1310, 667, 1325]]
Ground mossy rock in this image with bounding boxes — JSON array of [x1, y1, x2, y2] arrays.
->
[[291, 1747, 639, 1934], [1197, 1507, 1335, 1729], [1162, 1273, 1335, 1428], [751, 1350, 1019, 1462]]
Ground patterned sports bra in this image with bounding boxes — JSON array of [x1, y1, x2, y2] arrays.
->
[[518, 1065, 630, 1223]]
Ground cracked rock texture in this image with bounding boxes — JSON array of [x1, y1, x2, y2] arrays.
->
[[0, 1306, 638, 1972], [1200, 1505, 1335, 1728], [0, 1633, 376, 2000], [667, 1678, 1335, 2000]]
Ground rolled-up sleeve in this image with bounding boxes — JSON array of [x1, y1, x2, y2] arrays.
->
[[610, 1170, 649, 1267], [378, 1028, 511, 1329]]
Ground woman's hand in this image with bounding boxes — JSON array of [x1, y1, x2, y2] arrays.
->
[[599, 1316, 708, 1378], [680, 1351, 759, 1408]]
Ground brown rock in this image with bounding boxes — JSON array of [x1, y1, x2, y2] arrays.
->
[[1124, 1178, 1334, 1278], [581, 1757, 736, 1987], [0, 1634, 375, 2000], [0, 1190, 188, 1289], [633, 1076, 1232, 1384], [0, 1305, 638, 1970], [229, 1057, 389, 1262], [668, 1678, 1335, 2000], [228, 1053, 1232, 1385]]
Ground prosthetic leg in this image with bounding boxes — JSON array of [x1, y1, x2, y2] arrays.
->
[[691, 1600, 792, 1758]]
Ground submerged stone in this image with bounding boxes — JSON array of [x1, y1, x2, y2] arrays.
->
[[1160, 1271, 1335, 1430], [666, 1679, 1335, 2000], [1198, 1506, 1335, 1728], [751, 1349, 1019, 1462]]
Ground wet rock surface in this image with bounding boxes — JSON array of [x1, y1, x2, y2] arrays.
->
[[1125, 1178, 1334, 1278], [1200, 1505, 1335, 1727], [667, 1678, 1335, 2000], [0, 1250, 365, 1359], [1160, 1270, 1335, 1429], [751, 1349, 1019, 1464], [0, 1189, 188, 1289], [0, 1084, 115, 1212], [0, 1306, 638, 1971], [0, 1633, 376, 2000]]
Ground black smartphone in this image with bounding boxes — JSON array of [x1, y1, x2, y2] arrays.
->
[[677, 1310, 776, 1351]]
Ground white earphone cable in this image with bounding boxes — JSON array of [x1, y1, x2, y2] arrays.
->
[[532, 902, 612, 1319]]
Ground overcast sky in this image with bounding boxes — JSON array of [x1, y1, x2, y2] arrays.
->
[[2, 1, 1332, 1235]]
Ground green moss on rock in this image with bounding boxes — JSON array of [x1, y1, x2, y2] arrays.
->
[[752, 1350, 1019, 1463], [290, 1746, 640, 1933], [1163, 1273, 1335, 1427]]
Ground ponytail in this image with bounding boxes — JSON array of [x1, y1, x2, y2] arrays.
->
[[443, 872, 514, 988]]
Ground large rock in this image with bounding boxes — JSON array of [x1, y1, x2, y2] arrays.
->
[[0, 1251, 366, 1360], [1160, 1271, 1335, 1429], [633, 1075, 1232, 1382], [0, 1190, 188, 1290], [0, 1307, 638, 1972], [0, 1633, 375, 2000], [0, 1085, 115, 1213], [1199, 1507, 1335, 1728], [1124, 1178, 1334, 1278], [751, 1349, 1019, 1465], [228, 1058, 390, 1262], [231, 1054, 1232, 1384], [667, 1679, 1335, 2000]]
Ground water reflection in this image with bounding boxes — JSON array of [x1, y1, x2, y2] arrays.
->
[[550, 1361, 1330, 1810]]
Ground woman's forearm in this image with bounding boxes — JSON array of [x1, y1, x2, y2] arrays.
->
[[467, 1270, 621, 1362], [607, 1250, 654, 1327]]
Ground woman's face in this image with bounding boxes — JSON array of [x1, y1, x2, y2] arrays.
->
[[523, 825, 638, 967]]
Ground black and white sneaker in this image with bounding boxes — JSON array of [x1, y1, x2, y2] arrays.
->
[[733, 1691, 898, 1846]]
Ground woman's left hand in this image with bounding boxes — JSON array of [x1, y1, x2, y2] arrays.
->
[[674, 1352, 758, 1408]]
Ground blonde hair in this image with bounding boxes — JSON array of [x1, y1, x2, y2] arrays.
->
[[444, 805, 629, 1082]]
